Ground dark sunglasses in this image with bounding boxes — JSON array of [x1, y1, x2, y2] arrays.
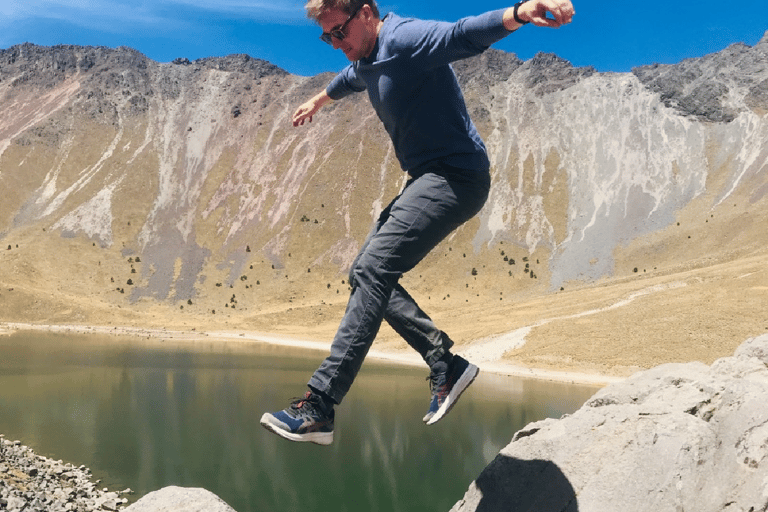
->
[[319, 3, 364, 45]]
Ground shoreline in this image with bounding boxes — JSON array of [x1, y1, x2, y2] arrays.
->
[[0, 321, 619, 387], [0, 435, 132, 511]]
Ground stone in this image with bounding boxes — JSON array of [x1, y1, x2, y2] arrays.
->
[[452, 334, 768, 512], [123, 486, 238, 512]]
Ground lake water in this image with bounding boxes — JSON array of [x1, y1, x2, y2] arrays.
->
[[0, 331, 600, 512]]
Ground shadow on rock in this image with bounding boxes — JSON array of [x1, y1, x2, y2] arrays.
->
[[454, 456, 577, 512]]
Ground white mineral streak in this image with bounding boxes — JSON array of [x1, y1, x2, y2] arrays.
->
[[0, 77, 81, 162], [482, 73, 715, 288], [52, 177, 124, 245]]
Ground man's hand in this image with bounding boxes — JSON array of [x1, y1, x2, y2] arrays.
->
[[522, 0, 574, 27], [504, 0, 574, 30], [292, 91, 332, 127]]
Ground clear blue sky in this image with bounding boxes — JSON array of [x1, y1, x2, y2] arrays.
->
[[1, 0, 766, 77]]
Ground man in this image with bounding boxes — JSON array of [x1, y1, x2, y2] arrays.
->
[[260, 0, 575, 445]]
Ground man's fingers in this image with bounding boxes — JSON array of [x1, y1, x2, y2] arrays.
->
[[551, 0, 574, 24], [292, 111, 314, 127], [532, 0, 574, 27], [532, 16, 560, 28]]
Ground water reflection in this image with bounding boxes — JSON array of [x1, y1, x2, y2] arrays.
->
[[0, 331, 599, 512]]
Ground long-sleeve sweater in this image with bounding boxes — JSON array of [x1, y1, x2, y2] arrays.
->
[[326, 9, 512, 173]]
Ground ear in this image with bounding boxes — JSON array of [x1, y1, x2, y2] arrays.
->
[[360, 3, 376, 23]]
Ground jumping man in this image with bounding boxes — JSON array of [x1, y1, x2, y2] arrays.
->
[[261, 0, 575, 445]]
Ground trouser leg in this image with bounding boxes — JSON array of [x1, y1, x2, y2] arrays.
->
[[308, 167, 490, 405], [384, 284, 454, 368]]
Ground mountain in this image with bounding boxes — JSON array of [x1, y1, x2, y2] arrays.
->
[[1, 35, 767, 376]]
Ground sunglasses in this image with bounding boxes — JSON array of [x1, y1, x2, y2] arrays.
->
[[319, 3, 364, 45]]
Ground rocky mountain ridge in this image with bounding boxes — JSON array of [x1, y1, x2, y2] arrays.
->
[[0, 34, 767, 374]]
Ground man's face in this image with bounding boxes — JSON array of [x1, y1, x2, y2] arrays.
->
[[318, 7, 374, 62]]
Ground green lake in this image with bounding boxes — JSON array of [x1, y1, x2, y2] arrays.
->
[[0, 331, 600, 512]]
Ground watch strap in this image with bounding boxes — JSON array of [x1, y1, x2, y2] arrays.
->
[[513, 0, 530, 25]]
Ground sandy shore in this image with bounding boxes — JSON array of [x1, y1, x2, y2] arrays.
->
[[0, 321, 618, 387]]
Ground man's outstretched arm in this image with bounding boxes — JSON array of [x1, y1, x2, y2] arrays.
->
[[503, 0, 575, 31]]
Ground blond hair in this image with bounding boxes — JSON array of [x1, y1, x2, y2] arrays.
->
[[305, 0, 380, 22]]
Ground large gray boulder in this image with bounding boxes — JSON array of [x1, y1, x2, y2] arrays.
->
[[452, 334, 768, 512], [123, 486, 237, 512]]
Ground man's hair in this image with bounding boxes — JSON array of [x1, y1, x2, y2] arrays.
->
[[305, 0, 380, 22]]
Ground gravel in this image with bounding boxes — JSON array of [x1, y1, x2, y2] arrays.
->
[[0, 434, 133, 512]]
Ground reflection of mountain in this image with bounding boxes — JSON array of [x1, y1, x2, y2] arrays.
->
[[0, 37, 767, 366], [0, 334, 594, 512]]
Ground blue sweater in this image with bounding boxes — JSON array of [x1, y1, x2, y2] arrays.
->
[[326, 9, 512, 173]]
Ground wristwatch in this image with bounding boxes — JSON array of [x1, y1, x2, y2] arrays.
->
[[513, 0, 530, 25]]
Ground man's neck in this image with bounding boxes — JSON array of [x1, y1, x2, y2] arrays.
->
[[363, 18, 384, 59]]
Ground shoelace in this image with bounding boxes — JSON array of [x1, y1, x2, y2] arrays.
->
[[427, 372, 448, 394], [290, 392, 319, 413]]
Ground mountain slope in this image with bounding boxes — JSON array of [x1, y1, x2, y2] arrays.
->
[[1, 36, 766, 376]]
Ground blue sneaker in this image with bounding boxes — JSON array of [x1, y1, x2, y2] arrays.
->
[[260, 392, 334, 445], [423, 355, 479, 425]]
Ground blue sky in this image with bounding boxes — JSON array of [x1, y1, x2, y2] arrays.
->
[[0, 0, 766, 77]]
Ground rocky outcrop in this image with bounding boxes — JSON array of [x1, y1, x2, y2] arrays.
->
[[451, 334, 768, 512], [123, 487, 236, 512], [0, 436, 131, 511], [633, 31, 768, 121]]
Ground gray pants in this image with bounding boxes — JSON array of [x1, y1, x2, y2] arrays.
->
[[308, 162, 491, 404]]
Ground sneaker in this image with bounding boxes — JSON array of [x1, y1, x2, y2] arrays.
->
[[260, 392, 334, 445], [423, 355, 479, 425]]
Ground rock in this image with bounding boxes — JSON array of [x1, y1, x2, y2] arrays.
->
[[0, 440, 124, 512], [123, 487, 237, 512], [5, 496, 27, 510], [452, 334, 768, 512], [632, 35, 768, 122]]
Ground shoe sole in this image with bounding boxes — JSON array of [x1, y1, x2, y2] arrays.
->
[[425, 362, 479, 426], [259, 413, 334, 446]]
